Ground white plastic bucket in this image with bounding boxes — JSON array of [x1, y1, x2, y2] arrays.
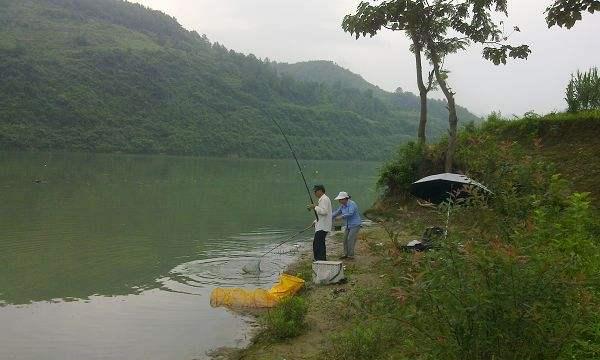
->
[[312, 260, 345, 285]]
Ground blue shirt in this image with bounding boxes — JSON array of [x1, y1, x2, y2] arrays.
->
[[332, 200, 362, 229]]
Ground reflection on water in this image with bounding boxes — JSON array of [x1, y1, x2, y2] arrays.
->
[[0, 152, 378, 359]]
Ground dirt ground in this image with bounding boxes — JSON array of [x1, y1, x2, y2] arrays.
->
[[208, 227, 391, 360]]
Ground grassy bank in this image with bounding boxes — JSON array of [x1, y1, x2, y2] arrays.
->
[[378, 110, 600, 201], [216, 111, 600, 359], [222, 206, 598, 359], [215, 227, 407, 360]]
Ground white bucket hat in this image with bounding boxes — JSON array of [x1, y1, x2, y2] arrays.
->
[[334, 191, 350, 200]]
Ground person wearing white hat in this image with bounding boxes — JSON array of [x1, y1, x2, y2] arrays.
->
[[332, 191, 362, 259]]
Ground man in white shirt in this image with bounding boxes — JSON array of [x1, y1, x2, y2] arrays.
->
[[307, 184, 332, 261]]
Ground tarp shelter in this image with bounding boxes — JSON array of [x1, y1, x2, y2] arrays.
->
[[410, 173, 491, 204]]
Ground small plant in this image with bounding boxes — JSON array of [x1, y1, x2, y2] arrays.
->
[[566, 67, 600, 112], [379, 218, 404, 250], [293, 261, 313, 282], [262, 296, 308, 340], [324, 322, 388, 360]]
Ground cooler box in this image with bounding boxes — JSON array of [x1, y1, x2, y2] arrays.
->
[[312, 261, 345, 285]]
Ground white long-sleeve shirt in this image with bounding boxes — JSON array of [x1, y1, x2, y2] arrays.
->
[[313, 194, 332, 233]]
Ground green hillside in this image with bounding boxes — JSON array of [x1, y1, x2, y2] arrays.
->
[[273, 60, 479, 131], [0, 0, 479, 160], [274, 60, 384, 93]]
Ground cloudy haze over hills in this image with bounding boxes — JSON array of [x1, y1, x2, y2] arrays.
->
[[131, 0, 600, 116]]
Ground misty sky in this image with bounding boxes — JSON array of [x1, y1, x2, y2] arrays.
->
[[130, 0, 599, 116]]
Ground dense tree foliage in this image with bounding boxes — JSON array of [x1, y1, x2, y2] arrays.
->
[[342, 0, 439, 145], [343, 0, 530, 170], [0, 0, 478, 160], [546, 0, 600, 28]]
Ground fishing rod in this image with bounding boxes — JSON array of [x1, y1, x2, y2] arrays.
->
[[268, 115, 319, 222]]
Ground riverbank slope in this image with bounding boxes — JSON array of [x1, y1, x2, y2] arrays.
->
[[213, 226, 407, 360], [218, 111, 600, 359]]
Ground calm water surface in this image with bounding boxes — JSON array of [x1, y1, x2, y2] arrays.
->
[[0, 152, 379, 360]]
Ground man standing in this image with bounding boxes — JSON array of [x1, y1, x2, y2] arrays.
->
[[307, 184, 332, 261], [332, 191, 362, 259]]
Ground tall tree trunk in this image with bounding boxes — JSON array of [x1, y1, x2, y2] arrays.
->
[[414, 40, 428, 145], [444, 96, 458, 173], [428, 42, 458, 172]]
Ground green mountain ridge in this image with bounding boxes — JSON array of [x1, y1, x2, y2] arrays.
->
[[274, 60, 384, 93], [273, 60, 478, 129], [0, 0, 480, 160]]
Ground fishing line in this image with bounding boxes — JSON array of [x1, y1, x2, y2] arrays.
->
[[267, 114, 319, 222], [238, 112, 319, 274], [242, 225, 313, 274]]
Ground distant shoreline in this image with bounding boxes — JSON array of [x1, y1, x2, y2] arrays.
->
[[0, 149, 384, 163]]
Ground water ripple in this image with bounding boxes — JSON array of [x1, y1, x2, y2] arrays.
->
[[163, 229, 310, 293]]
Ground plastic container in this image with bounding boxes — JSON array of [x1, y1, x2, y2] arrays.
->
[[312, 260, 345, 285]]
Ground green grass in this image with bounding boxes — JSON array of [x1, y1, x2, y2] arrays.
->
[[324, 322, 393, 360], [474, 110, 600, 200], [378, 110, 600, 202], [261, 296, 309, 341], [358, 110, 600, 359]]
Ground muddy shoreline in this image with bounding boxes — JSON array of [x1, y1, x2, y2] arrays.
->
[[206, 231, 344, 359], [207, 224, 383, 360]]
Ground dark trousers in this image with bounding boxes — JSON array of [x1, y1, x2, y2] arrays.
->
[[313, 230, 327, 261]]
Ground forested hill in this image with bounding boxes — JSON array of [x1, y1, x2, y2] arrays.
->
[[274, 61, 383, 94], [273, 60, 478, 127], [0, 0, 480, 160]]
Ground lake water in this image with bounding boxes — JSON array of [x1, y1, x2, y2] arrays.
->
[[0, 152, 379, 360]]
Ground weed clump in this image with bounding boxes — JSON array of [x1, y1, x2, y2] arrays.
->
[[324, 322, 392, 360], [262, 296, 308, 340]]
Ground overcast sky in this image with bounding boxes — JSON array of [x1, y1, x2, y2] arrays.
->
[[130, 0, 599, 116]]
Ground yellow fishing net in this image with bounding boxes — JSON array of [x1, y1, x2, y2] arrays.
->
[[210, 274, 305, 308]]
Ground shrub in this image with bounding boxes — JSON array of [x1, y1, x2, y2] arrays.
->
[[377, 141, 427, 199], [380, 218, 404, 250], [374, 110, 600, 359], [397, 178, 600, 359], [566, 67, 600, 112], [262, 296, 308, 340]]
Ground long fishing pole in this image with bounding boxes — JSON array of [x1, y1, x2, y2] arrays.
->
[[268, 115, 319, 222]]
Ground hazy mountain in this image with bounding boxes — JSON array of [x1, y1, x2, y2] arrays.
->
[[0, 0, 479, 160]]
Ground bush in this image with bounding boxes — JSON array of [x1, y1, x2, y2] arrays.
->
[[372, 110, 600, 359], [397, 177, 600, 359], [566, 67, 600, 112], [262, 296, 308, 340], [377, 141, 428, 199], [378, 115, 600, 358]]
